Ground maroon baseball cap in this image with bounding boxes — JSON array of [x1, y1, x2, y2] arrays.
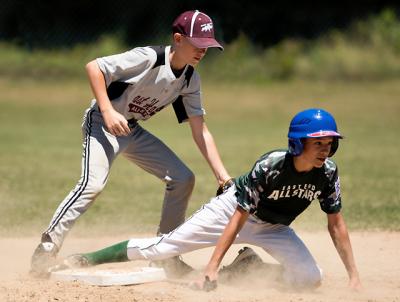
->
[[172, 10, 223, 50]]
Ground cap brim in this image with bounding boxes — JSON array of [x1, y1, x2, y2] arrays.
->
[[186, 37, 224, 51]]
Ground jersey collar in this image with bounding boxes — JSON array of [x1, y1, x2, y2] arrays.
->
[[165, 45, 188, 80]]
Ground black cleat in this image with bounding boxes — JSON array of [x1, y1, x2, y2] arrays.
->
[[150, 255, 194, 278], [219, 247, 264, 278]]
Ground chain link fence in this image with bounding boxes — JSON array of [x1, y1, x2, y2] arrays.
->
[[2, 1, 399, 50], [0, 1, 208, 49]]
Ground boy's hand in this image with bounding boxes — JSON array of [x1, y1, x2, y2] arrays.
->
[[102, 108, 131, 136], [190, 275, 218, 292]]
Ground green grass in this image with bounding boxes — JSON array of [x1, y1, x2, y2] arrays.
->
[[0, 78, 399, 237]]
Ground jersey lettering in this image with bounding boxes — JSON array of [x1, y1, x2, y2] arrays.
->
[[128, 95, 163, 119], [267, 184, 322, 202], [268, 190, 279, 201]]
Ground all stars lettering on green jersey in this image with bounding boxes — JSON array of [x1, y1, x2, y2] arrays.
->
[[234, 150, 341, 226], [267, 186, 322, 201]]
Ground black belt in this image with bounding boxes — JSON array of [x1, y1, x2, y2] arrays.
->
[[127, 117, 138, 129]]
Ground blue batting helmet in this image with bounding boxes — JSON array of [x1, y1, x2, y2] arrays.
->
[[288, 108, 343, 156]]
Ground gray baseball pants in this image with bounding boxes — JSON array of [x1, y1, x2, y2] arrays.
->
[[126, 186, 322, 289], [43, 108, 194, 248]]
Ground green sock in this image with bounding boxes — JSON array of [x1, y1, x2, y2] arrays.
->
[[83, 240, 129, 265]]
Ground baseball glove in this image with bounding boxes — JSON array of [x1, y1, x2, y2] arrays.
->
[[216, 178, 235, 196]]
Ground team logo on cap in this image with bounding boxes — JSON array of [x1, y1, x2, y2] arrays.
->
[[201, 23, 213, 32]]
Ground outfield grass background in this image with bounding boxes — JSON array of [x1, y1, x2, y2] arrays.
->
[[0, 77, 399, 237]]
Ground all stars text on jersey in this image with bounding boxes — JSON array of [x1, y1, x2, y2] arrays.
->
[[267, 184, 322, 202]]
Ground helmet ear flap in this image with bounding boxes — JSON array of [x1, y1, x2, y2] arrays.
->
[[328, 137, 339, 157], [288, 138, 303, 156]]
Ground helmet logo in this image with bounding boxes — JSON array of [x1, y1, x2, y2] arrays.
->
[[307, 130, 340, 137], [295, 118, 312, 125]]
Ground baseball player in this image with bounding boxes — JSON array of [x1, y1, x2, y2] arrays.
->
[[30, 10, 233, 277], [61, 108, 362, 291]]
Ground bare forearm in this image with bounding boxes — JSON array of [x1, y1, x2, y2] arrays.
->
[[205, 223, 238, 273], [193, 126, 230, 184], [85, 60, 113, 112], [327, 213, 362, 290], [205, 208, 249, 277], [328, 222, 359, 278], [85, 61, 130, 136]]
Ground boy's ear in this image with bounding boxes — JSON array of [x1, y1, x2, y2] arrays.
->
[[173, 33, 183, 45]]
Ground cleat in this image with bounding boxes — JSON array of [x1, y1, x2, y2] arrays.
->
[[219, 247, 263, 278], [63, 254, 91, 269], [46, 254, 91, 273], [30, 242, 58, 278], [150, 256, 194, 278]]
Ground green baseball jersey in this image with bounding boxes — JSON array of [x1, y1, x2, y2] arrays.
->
[[234, 150, 342, 225]]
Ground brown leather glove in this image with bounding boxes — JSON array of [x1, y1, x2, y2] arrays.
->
[[216, 178, 235, 196]]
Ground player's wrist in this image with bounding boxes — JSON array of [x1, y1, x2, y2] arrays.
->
[[99, 106, 114, 114], [204, 265, 218, 279], [218, 176, 232, 186], [349, 269, 360, 279]]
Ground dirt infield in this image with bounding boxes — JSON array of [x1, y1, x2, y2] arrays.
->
[[1, 232, 399, 302]]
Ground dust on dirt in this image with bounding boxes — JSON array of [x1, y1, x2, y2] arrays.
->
[[0, 232, 399, 302]]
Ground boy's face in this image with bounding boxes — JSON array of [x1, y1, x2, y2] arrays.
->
[[173, 33, 207, 66], [301, 137, 334, 168]]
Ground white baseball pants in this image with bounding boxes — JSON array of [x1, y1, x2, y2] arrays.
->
[[127, 186, 322, 288]]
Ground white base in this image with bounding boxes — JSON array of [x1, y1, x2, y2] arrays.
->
[[51, 267, 167, 286]]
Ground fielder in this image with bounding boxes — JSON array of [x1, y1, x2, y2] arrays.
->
[[31, 10, 233, 277], [61, 108, 362, 291]]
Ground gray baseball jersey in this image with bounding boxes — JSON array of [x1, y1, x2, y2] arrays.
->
[[43, 45, 205, 248], [95, 45, 205, 122]]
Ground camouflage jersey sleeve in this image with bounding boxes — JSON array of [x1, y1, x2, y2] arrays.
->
[[234, 151, 285, 214], [318, 160, 342, 214]]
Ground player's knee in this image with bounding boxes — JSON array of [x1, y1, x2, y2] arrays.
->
[[182, 169, 195, 188], [173, 168, 195, 188], [284, 265, 322, 289], [303, 266, 322, 289]]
